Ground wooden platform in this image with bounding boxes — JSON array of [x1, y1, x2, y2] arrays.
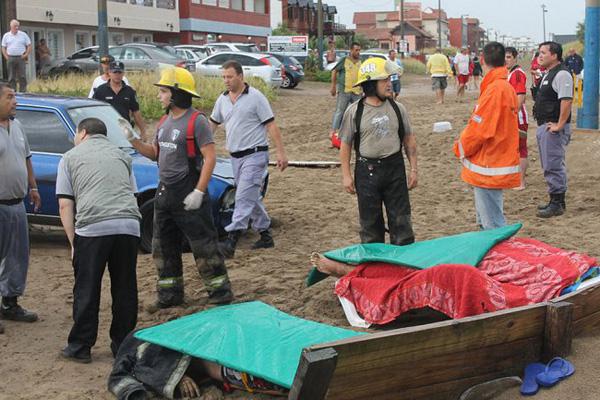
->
[[288, 280, 600, 400]]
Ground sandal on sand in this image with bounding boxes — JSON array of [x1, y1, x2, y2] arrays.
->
[[536, 357, 575, 388]]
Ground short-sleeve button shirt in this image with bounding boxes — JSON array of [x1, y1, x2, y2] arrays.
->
[[92, 81, 140, 124]]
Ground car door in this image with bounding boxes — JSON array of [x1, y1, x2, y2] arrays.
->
[[228, 54, 261, 79], [197, 53, 231, 77], [15, 107, 74, 218], [121, 47, 152, 72]]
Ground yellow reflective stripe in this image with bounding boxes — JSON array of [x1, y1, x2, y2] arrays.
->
[[158, 277, 182, 288], [208, 275, 227, 289]]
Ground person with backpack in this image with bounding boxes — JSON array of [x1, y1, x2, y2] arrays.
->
[[338, 57, 418, 245], [124, 67, 234, 310]]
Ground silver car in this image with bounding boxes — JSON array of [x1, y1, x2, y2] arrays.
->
[[109, 45, 187, 72], [196, 51, 282, 88]]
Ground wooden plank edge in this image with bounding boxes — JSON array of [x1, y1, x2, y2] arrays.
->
[[288, 347, 338, 400]]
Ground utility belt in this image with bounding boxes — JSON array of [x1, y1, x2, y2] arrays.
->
[[357, 151, 403, 165], [0, 198, 23, 205], [230, 146, 268, 159]]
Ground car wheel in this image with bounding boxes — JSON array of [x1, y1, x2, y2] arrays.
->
[[281, 76, 293, 89], [139, 199, 154, 254]]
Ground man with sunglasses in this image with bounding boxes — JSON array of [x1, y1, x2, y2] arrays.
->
[[92, 61, 146, 137]]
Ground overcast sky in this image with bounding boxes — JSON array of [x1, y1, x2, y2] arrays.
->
[[325, 0, 585, 42]]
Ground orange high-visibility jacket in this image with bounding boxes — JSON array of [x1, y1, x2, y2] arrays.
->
[[453, 66, 520, 189]]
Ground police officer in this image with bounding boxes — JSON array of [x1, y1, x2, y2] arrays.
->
[[93, 61, 146, 137], [533, 41, 573, 218], [339, 57, 418, 245], [124, 67, 233, 309]]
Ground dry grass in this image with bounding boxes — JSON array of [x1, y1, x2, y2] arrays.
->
[[28, 71, 277, 120]]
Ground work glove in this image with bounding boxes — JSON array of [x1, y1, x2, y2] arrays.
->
[[118, 118, 141, 142], [183, 189, 205, 211]]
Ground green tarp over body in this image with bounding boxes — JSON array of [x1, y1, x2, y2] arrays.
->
[[134, 301, 365, 389], [307, 223, 522, 286]]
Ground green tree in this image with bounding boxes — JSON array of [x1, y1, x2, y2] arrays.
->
[[353, 33, 374, 49], [576, 21, 584, 43], [271, 23, 298, 36]]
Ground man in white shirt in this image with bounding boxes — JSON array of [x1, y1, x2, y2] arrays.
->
[[1, 20, 31, 92], [453, 47, 470, 100]]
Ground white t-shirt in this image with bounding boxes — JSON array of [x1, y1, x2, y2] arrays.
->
[[1, 31, 31, 56], [88, 75, 130, 98], [454, 53, 470, 75]]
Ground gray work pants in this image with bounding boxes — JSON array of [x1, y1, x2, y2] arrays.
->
[[0, 203, 29, 297], [7, 55, 27, 92], [226, 151, 271, 233], [536, 123, 571, 194]]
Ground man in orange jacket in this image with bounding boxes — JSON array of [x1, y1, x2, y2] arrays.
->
[[453, 42, 520, 230]]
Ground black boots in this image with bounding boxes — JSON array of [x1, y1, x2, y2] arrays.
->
[[219, 230, 242, 259], [0, 297, 38, 323], [537, 193, 566, 218], [252, 229, 275, 250]]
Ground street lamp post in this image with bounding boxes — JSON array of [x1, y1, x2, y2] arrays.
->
[[541, 4, 548, 41]]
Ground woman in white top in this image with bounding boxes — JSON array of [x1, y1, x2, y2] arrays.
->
[[88, 55, 129, 98]]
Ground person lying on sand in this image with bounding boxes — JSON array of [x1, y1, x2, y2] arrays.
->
[[109, 332, 287, 400], [310, 252, 354, 277]]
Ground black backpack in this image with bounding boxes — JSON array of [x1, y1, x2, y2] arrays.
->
[[354, 97, 405, 158]]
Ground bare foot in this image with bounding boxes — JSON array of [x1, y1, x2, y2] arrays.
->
[[310, 252, 354, 277]]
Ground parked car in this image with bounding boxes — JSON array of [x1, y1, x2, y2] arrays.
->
[[267, 53, 304, 89], [206, 43, 260, 53], [174, 44, 212, 60], [196, 51, 283, 88], [42, 46, 104, 76], [16, 94, 269, 252], [108, 44, 188, 72]]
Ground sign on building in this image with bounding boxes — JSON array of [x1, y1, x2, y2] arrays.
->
[[398, 40, 408, 53], [267, 36, 308, 57]]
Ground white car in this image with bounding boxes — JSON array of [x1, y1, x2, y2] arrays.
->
[[174, 45, 212, 60], [206, 43, 260, 54], [196, 51, 283, 88]]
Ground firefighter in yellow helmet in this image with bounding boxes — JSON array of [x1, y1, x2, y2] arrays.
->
[[338, 57, 419, 245], [124, 66, 234, 310]]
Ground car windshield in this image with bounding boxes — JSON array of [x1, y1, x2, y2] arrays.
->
[[67, 105, 134, 149], [236, 44, 260, 53]]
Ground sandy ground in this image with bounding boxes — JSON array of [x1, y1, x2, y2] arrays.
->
[[1, 76, 599, 400]]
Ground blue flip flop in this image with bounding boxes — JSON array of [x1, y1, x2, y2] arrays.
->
[[535, 357, 576, 388], [520, 362, 546, 396]]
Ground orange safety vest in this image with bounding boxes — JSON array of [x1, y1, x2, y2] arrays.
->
[[453, 67, 520, 189]]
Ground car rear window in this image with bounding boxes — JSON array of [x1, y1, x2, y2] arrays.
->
[[68, 105, 133, 149], [235, 45, 260, 53]]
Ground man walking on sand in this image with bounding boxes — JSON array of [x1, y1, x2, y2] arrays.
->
[[330, 42, 362, 143], [505, 46, 529, 190], [427, 49, 452, 104], [454, 42, 520, 230], [454, 47, 470, 100]]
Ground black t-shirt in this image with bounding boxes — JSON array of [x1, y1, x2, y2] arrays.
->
[[92, 81, 140, 123]]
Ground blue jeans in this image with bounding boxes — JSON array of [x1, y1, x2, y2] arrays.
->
[[331, 92, 361, 130], [473, 186, 506, 230]]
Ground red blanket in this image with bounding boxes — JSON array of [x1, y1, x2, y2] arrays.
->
[[334, 238, 597, 325]]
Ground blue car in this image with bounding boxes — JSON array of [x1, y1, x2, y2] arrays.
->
[[17, 94, 268, 252]]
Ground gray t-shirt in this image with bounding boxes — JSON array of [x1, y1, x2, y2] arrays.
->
[[544, 69, 574, 100], [56, 157, 139, 237], [339, 99, 413, 159], [210, 84, 274, 153], [0, 119, 31, 200], [154, 108, 214, 185]]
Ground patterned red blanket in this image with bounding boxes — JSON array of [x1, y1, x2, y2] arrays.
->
[[334, 238, 597, 325]]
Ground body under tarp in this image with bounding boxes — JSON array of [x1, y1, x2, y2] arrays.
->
[[134, 301, 365, 389], [307, 223, 522, 286]]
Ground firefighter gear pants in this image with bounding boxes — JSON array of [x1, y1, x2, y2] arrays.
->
[[536, 124, 571, 194], [0, 203, 29, 298], [226, 151, 270, 233], [68, 234, 139, 356], [153, 174, 232, 306], [354, 153, 415, 245]]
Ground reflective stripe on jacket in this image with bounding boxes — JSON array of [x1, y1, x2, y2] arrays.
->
[[453, 66, 520, 189]]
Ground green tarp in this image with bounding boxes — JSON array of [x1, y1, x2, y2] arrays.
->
[[134, 301, 365, 389], [307, 223, 522, 286]]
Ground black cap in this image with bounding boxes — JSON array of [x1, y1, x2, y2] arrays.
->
[[109, 61, 125, 72]]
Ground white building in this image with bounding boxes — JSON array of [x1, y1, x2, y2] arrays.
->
[[13, 0, 180, 80]]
